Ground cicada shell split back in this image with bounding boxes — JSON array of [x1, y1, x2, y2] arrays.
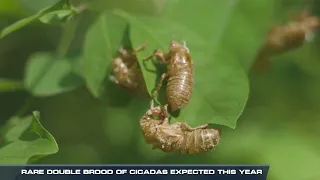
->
[[109, 44, 148, 97], [144, 40, 194, 112], [139, 102, 221, 155]]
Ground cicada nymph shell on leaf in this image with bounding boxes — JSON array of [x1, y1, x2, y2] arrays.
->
[[252, 6, 320, 72], [144, 40, 194, 112], [109, 43, 149, 97], [139, 101, 221, 155]]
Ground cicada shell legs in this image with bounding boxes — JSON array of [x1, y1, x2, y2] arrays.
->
[[153, 73, 167, 99]]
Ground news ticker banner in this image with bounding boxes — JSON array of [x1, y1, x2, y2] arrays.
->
[[1, 165, 270, 180]]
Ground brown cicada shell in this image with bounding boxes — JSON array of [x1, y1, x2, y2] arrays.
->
[[109, 43, 149, 97], [139, 101, 221, 155], [144, 40, 194, 112], [252, 6, 320, 72]]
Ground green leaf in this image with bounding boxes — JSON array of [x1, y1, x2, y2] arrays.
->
[[39, 9, 74, 25], [0, 0, 70, 39], [0, 111, 59, 164], [0, 78, 24, 92], [83, 12, 128, 98], [24, 52, 84, 96], [118, 0, 275, 128]]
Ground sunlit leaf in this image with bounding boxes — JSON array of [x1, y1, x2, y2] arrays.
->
[[0, 111, 59, 164], [117, 0, 276, 128], [83, 12, 128, 98]]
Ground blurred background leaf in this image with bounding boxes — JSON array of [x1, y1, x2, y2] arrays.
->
[[0, 0, 73, 39], [18, 0, 60, 14], [85, 0, 167, 16], [0, 14, 41, 39], [24, 52, 84, 96], [0, 0, 26, 16]]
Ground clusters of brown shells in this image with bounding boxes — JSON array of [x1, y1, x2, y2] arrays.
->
[[108, 5, 320, 154], [109, 41, 221, 154]]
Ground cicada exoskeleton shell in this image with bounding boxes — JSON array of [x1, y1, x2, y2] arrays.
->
[[252, 5, 320, 72], [144, 40, 194, 112], [109, 43, 149, 98], [139, 102, 221, 155]]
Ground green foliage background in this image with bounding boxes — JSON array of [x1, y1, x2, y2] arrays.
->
[[0, 0, 320, 180]]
